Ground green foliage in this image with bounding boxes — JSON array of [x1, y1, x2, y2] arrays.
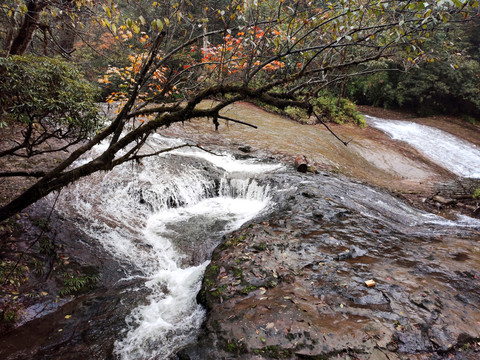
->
[[31, 217, 50, 232], [0, 260, 29, 288], [346, 61, 402, 109], [2, 308, 16, 323], [348, 59, 480, 117], [59, 272, 99, 297], [255, 93, 365, 126], [38, 236, 55, 256], [346, 21, 480, 118], [0, 299, 21, 329], [311, 92, 366, 127], [210, 284, 228, 298], [222, 339, 247, 355], [0, 55, 101, 136], [396, 60, 480, 117], [284, 106, 309, 123], [241, 284, 257, 295], [473, 187, 480, 199]]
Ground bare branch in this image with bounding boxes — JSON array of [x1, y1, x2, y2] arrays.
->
[[0, 171, 46, 178], [313, 111, 351, 147], [217, 115, 258, 129]]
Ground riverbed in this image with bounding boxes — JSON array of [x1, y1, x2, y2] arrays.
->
[[1, 103, 479, 359]]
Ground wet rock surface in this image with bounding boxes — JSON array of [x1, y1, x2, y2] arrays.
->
[[0, 204, 148, 360], [2, 104, 480, 359], [182, 172, 480, 359]]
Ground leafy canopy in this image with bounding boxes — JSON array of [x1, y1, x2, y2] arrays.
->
[[0, 55, 101, 155]]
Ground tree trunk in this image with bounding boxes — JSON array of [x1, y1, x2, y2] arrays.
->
[[9, 0, 46, 55], [0, 154, 114, 222], [294, 155, 308, 173]]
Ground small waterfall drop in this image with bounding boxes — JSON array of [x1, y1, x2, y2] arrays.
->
[[366, 115, 480, 178], [54, 134, 283, 359]]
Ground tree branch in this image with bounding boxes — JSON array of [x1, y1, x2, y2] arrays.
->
[[313, 111, 351, 147], [217, 115, 258, 129], [0, 171, 46, 178]]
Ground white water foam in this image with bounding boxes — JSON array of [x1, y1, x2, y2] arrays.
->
[[54, 134, 281, 359], [366, 115, 480, 178]]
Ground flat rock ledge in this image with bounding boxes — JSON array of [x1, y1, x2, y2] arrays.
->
[[180, 180, 480, 360]]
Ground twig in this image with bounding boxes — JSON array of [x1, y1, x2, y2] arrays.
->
[[2, 190, 61, 286], [217, 115, 258, 129], [313, 111, 352, 146], [116, 143, 223, 166]]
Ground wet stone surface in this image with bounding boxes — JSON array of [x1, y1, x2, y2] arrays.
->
[[0, 204, 148, 360], [181, 172, 480, 360], [2, 103, 480, 359]]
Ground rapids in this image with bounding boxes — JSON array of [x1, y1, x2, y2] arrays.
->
[[1, 104, 479, 360], [366, 115, 480, 178], [54, 134, 283, 359]]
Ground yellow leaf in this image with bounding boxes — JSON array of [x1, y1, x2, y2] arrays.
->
[[65, 315, 72, 319], [58, 328, 63, 332], [41, 291, 48, 296]]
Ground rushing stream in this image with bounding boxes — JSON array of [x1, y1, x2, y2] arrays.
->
[[366, 115, 480, 178], [54, 134, 282, 359], [56, 113, 479, 359], [52, 120, 479, 359], [3, 107, 480, 360]]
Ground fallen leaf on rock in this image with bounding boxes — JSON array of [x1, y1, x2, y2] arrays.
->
[[365, 279, 376, 287], [64, 315, 72, 319]]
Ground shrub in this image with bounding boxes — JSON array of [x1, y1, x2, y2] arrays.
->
[[346, 59, 480, 118], [346, 61, 402, 109], [395, 60, 480, 117], [0, 55, 101, 140], [311, 92, 366, 127], [473, 187, 480, 199]]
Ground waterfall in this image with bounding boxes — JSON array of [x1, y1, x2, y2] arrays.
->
[[54, 134, 283, 359], [366, 115, 480, 178]]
